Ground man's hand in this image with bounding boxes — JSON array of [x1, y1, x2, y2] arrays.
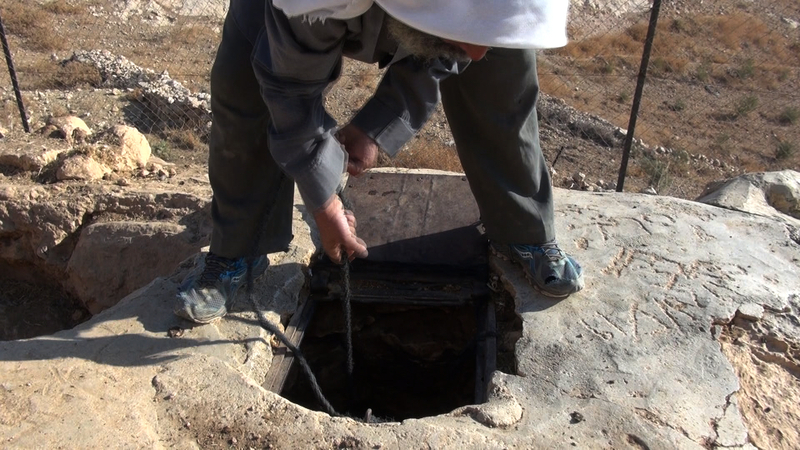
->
[[313, 194, 368, 263], [336, 124, 379, 176]]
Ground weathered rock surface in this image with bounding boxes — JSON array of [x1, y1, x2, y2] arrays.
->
[[70, 50, 212, 129], [0, 122, 155, 180], [56, 153, 108, 181], [0, 170, 798, 449], [102, 124, 152, 170], [67, 221, 210, 313], [0, 139, 68, 171], [697, 170, 800, 223], [0, 178, 212, 312], [40, 115, 93, 145]]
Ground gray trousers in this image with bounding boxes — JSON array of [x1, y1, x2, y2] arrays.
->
[[208, 16, 555, 259]]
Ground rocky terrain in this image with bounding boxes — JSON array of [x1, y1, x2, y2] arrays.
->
[[1, 0, 799, 449], [1, 147, 799, 447]]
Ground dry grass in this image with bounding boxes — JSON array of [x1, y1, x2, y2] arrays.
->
[[169, 25, 219, 47], [538, 72, 573, 98], [0, 0, 84, 51], [391, 139, 463, 173], [775, 140, 796, 161], [17, 59, 102, 90], [41, 0, 85, 15], [559, 12, 798, 86], [163, 128, 204, 151], [543, 6, 799, 197], [778, 107, 799, 125]]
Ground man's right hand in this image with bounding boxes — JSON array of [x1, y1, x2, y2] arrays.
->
[[335, 124, 379, 177], [313, 194, 368, 263]]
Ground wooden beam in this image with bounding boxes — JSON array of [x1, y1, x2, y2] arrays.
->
[[474, 297, 497, 404], [262, 296, 317, 393]]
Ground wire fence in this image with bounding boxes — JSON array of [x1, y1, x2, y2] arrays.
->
[[0, 0, 798, 199]]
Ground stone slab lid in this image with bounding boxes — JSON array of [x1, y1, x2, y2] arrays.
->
[[343, 171, 486, 267]]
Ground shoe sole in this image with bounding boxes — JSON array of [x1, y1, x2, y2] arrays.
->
[[174, 256, 269, 324], [490, 246, 579, 298], [174, 302, 228, 324]]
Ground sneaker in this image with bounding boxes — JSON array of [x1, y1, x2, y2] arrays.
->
[[491, 241, 584, 298], [175, 253, 267, 323]]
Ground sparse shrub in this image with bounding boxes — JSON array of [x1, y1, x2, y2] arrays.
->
[[649, 57, 688, 76], [638, 154, 672, 193], [55, 61, 102, 88], [151, 141, 174, 161], [735, 59, 755, 79], [650, 57, 668, 75], [778, 69, 791, 82], [695, 64, 710, 82], [666, 149, 693, 178], [778, 107, 799, 125], [775, 140, 795, 161], [627, 22, 649, 42], [673, 149, 691, 164], [734, 95, 759, 118], [600, 60, 615, 74], [617, 92, 630, 104], [164, 128, 203, 151], [710, 133, 731, 153], [671, 18, 686, 33], [669, 99, 686, 112]]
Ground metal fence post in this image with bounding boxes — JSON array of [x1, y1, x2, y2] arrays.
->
[[0, 11, 30, 133], [616, 0, 662, 192]]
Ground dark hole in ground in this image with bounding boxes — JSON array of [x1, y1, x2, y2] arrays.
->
[[280, 290, 521, 421], [0, 267, 91, 341]]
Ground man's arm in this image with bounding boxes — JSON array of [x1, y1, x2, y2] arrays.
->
[[253, 4, 349, 213], [348, 55, 466, 159], [254, 5, 367, 262]]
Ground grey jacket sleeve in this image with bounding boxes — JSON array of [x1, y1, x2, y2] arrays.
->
[[351, 56, 464, 157], [254, 4, 461, 210], [253, 5, 348, 212]]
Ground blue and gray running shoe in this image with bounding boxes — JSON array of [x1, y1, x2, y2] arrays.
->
[[492, 241, 584, 298], [175, 252, 267, 323]]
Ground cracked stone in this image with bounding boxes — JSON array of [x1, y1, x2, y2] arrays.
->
[[737, 303, 764, 322], [715, 394, 749, 447]]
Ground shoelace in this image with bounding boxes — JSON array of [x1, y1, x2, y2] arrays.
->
[[197, 255, 238, 287], [514, 242, 564, 263], [539, 242, 564, 262]]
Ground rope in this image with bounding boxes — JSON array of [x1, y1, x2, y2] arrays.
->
[[241, 171, 341, 416], [246, 257, 341, 417], [338, 191, 356, 409], [241, 175, 358, 417]]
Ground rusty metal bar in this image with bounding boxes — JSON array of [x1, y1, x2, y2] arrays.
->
[[0, 12, 30, 133], [616, 0, 662, 192]]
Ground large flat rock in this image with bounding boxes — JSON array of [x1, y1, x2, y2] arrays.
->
[[1, 172, 798, 449]]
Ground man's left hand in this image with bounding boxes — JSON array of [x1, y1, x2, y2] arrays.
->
[[313, 194, 368, 263], [336, 124, 379, 177]]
